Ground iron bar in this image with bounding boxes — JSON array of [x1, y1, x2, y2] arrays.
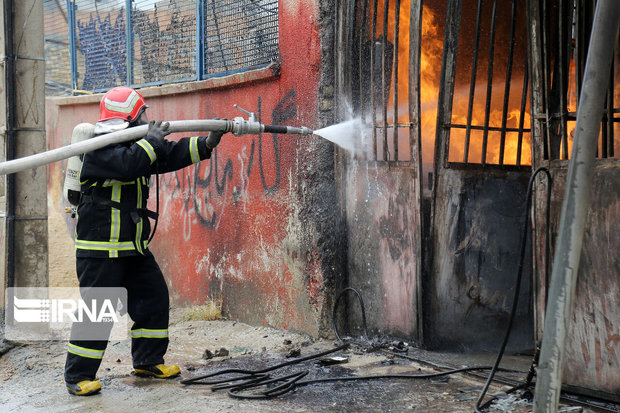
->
[[359, 0, 368, 123], [346, 0, 356, 160], [463, 0, 484, 163], [602, 88, 609, 158], [525, 0, 545, 166], [481, 0, 498, 166], [499, 0, 517, 166], [345, 0, 356, 121], [517, 63, 530, 166], [607, 58, 614, 157], [393, 0, 400, 161], [382, 0, 389, 161], [575, 0, 584, 107], [534, 108, 620, 122], [542, 0, 553, 160], [565, 108, 620, 118], [371, 0, 378, 158], [409, 0, 423, 343], [447, 124, 530, 133], [376, 122, 415, 128], [434, 0, 463, 170], [408, 0, 421, 163], [559, 0, 569, 160]]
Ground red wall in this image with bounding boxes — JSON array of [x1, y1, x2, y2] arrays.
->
[[46, 0, 331, 335]]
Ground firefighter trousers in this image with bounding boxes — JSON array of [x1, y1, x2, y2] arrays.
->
[[64, 254, 170, 384]]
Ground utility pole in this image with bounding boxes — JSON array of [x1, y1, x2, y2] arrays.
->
[[533, 1, 620, 412], [1, 0, 48, 313]]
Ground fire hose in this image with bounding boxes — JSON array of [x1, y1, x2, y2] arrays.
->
[[0, 105, 313, 176]]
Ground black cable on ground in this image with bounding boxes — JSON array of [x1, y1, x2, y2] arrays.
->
[[180, 344, 349, 385], [227, 366, 502, 400], [332, 287, 368, 342], [183, 286, 525, 401], [474, 167, 552, 413]]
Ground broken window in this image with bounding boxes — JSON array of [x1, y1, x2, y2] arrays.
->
[[536, 0, 620, 161]]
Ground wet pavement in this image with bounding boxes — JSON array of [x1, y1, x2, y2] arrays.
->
[[0, 310, 612, 413]]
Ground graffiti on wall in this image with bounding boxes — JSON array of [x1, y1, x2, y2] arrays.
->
[[77, 12, 126, 90], [76, 1, 194, 90], [160, 90, 298, 240], [132, 7, 194, 81]]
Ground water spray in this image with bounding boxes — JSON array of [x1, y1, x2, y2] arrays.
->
[[0, 104, 313, 176]]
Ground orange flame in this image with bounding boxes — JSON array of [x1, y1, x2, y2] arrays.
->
[[371, 0, 532, 166]]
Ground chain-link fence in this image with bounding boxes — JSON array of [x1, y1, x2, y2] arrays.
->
[[43, 0, 279, 96], [204, 0, 279, 76], [132, 0, 196, 86], [44, 0, 72, 95]]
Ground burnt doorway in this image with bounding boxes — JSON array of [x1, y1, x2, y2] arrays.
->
[[428, 0, 534, 351], [334, 0, 426, 341]]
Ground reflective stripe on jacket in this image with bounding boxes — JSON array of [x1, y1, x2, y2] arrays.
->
[[75, 134, 211, 258]]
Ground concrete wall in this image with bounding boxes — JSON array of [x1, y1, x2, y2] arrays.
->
[[46, 0, 345, 337], [1, 0, 48, 311]]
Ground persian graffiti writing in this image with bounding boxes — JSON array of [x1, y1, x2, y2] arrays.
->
[[160, 91, 298, 240]]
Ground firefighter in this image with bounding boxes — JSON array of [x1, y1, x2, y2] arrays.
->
[[64, 86, 226, 396]]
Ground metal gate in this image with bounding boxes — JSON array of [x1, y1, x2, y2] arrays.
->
[[335, 0, 424, 341], [528, 0, 620, 400], [428, 0, 534, 351]]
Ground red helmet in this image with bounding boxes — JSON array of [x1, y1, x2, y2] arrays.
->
[[99, 86, 148, 122]]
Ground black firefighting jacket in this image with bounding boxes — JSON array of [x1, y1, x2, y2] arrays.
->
[[75, 133, 211, 258]]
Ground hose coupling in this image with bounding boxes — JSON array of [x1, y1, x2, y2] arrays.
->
[[231, 116, 262, 136]]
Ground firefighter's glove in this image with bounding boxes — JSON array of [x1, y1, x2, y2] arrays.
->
[[146, 120, 171, 141], [205, 118, 228, 149], [206, 130, 225, 149]]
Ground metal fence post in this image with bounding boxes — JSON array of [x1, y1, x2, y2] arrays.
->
[[196, 0, 204, 80], [126, 0, 133, 86], [67, 0, 77, 92]]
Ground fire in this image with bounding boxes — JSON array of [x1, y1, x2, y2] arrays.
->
[[448, 85, 532, 165], [371, 0, 532, 166]]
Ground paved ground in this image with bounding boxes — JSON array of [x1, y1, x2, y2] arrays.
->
[[0, 308, 611, 413]]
